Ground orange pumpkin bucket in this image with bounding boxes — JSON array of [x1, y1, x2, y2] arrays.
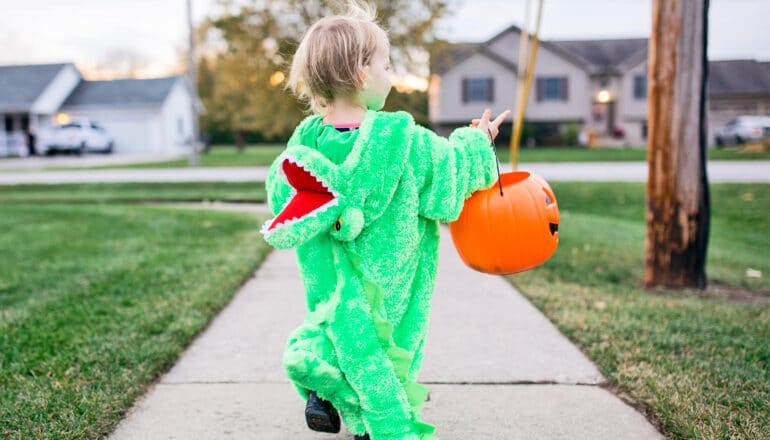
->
[[449, 170, 560, 275]]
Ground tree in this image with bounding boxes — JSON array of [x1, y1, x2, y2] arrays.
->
[[196, 0, 449, 149], [383, 89, 429, 127], [645, 0, 711, 289], [90, 48, 150, 79]]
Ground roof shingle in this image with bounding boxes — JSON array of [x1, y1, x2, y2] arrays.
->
[[549, 38, 648, 70], [61, 76, 181, 107], [0, 63, 73, 112], [709, 60, 770, 96]]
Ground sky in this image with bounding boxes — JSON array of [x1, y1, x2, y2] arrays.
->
[[0, 0, 768, 79]]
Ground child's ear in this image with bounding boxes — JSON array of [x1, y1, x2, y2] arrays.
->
[[357, 65, 370, 88]]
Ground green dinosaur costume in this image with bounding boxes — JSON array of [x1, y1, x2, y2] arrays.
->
[[261, 110, 498, 439]]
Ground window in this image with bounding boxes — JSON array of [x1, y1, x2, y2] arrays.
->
[[536, 77, 568, 102], [633, 74, 647, 99], [178, 117, 184, 136], [462, 77, 494, 103]]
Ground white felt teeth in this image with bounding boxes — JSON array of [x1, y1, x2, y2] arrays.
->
[[260, 198, 339, 238], [281, 154, 340, 199]]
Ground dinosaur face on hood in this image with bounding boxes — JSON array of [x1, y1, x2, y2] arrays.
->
[[260, 146, 350, 249], [262, 154, 340, 233], [260, 111, 413, 250]]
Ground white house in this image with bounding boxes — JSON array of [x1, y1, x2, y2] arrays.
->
[[430, 25, 770, 146], [0, 62, 200, 155]]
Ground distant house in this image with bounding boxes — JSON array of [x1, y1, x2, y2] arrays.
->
[[0, 62, 200, 155], [429, 25, 770, 146], [708, 59, 770, 138]]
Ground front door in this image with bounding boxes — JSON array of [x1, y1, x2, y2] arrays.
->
[[606, 101, 616, 134]]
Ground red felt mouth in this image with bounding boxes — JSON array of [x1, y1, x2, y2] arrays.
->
[[266, 158, 335, 231]]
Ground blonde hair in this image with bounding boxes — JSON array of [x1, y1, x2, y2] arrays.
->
[[287, 1, 386, 114]]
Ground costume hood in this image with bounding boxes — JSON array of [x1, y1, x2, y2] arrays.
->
[[261, 110, 414, 249]]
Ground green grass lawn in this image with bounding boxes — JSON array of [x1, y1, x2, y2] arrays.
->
[[505, 182, 769, 439], [0, 182, 266, 204], [32, 143, 770, 171], [45, 145, 287, 170], [494, 146, 770, 163], [0, 203, 273, 438]]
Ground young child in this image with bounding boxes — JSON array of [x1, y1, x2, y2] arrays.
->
[[260, 2, 510, 439]]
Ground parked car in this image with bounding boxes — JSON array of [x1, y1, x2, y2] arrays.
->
[[37, 119, 115, 155], [714, 115, 770, 147]]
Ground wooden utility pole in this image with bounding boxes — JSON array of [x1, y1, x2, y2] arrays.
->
[[510, 0, 530, 169], [510, 0, 544, 170], [187, 0, 200, 167], [645, 0, 710, 289]]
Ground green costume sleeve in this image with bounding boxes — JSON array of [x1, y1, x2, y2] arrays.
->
[[411, 125, 499, 222]]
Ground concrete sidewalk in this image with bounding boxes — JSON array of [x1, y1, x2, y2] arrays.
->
[[108, 214, 662, 439], [2, 160, 769, 184]]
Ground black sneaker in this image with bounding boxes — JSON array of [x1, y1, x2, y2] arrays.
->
[[305, 390, 341, 433], [353, 435, 370, 440]]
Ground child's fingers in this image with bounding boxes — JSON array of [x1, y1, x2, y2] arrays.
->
[[479, 109, 491, 126], [491, 110, 511, 128], [476, 111, 491, 134]]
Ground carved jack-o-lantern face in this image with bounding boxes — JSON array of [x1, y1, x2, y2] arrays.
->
[[449, 171, 560, 275]]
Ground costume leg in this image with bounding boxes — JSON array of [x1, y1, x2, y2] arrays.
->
[[283, 306, 366, 433], [324, 245, 437, 440], [407, 337, 426, 383], [393, 222, 440, 387]]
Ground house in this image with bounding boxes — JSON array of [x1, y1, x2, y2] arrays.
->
[[0, 62, 200, 155], [429, 25, 770, 146], [708, 59, 770, 138]]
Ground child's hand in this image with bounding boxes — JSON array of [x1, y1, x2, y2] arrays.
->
[[470, 108, 511, 142]]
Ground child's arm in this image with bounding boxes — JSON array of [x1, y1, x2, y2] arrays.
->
[[411, 108, 510, 223], [410, 123, 499, 222]]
